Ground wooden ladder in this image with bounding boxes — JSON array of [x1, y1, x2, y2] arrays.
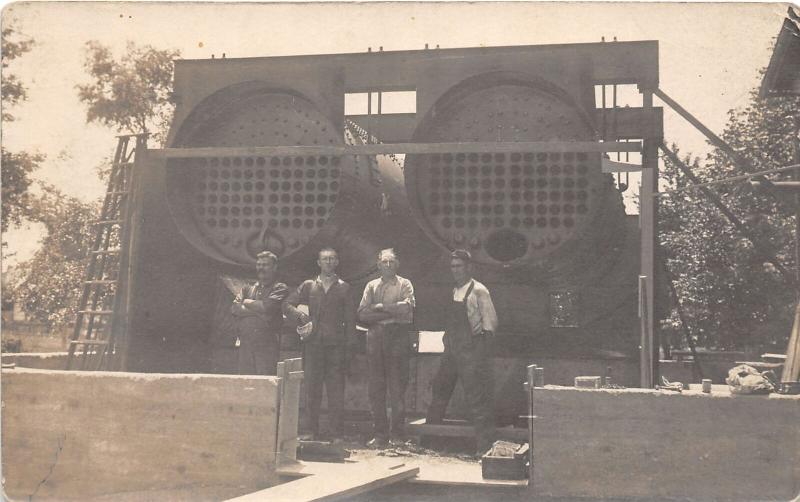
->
[[66, 134, 146, 371]]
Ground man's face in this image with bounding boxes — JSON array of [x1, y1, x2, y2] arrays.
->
[[317, 250, 339, 275], [377, 252, 399, 278], [450, 258, 471, 284], [256, 260, 277, 283]]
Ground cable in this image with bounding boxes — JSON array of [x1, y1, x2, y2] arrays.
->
[[655, 163, 800, 197]]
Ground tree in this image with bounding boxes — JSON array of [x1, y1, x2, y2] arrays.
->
[[11, 184, 100, 325], [659, 82, 799, 352], [76, 41, 180, 146], [1, 149, 43, 233], [1, 25, 34, 121], [1, 24, 42, 233]]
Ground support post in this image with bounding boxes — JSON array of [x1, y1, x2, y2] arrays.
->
[[639, 89, 659, 388], [526, 364, 536, 492], [276, 357, 303, 465]]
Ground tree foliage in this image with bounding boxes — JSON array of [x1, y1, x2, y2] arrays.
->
[[76, 41, 180, 146], [660, 83, 799, 352], [1, 149, 44, 232], [1, 25, 34, 121], [11, 184, 100, 325], [1, 23, 41, 234]]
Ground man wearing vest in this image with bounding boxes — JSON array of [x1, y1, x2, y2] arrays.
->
[[426, 249, 499, 456], [284, 247, 356, 440]]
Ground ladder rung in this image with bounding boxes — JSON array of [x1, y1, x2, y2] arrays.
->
[[84, 280, 118, 285], [78, 310, 114, 315], [91, 249, 120, 255], [92, 219, 123, 226], [70, 340, 109, 345]]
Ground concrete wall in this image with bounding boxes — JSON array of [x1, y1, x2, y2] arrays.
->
[[2, 352, 69, 370], [532, 386, 800, 500], [2, 368, 280, 500]]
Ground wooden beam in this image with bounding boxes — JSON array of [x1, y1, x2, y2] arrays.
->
[[347, 108, 663, 145], [153, 140, 641, 160], [639, 88, 659, 389], [276, 358, 303, 465], [229, 459, 418, 502], [406, 418, 528, 441]]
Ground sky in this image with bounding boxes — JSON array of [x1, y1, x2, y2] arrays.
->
[[0, 1, 792, 268]]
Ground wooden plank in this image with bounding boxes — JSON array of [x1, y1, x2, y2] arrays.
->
[[279, 456, 527, 488], [154, 140, 641, 160], [274, 361, 286, 464], [408, 456, 528, 487], [276, 358, 303, 464], [229, 459, 418, 502], [406, 418, 528, 441], [781, 301, 800, 382], [348, 108, 663, 145]]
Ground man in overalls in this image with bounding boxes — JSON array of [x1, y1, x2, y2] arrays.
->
[[426, 249, 498, 456], [231, 250, 289, 375]]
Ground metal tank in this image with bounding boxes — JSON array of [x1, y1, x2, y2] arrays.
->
[[166, 84, 431, 282], [404, 72, 626, 284]]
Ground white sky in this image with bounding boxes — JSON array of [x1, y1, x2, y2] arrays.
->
[[0, 1, 792, 267]]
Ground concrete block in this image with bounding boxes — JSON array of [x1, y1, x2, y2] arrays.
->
[[2, 368, 280, 500], [532, 386, 800, 500]]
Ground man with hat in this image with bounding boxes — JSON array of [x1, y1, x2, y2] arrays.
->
[[231, 250, 289, 375], [426, 249, 498, 456], [283, 248, 356, 440]]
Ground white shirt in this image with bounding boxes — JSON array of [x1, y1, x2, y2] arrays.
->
[[453, 279, 499, 335]]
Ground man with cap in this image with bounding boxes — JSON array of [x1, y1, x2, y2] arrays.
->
[[231, 250, 289, 376], [283, 247, 356, 440], [358, 248, 416, 447], [426, 249, 498, 456]]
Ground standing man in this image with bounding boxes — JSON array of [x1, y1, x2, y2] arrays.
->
[[231, 250, 289, 375], [358, 248, 415, 447], [283, 248, 356, 440], [426, 249, 498, 456]]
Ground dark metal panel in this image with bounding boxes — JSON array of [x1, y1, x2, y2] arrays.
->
[[175, 41, 659, 91], [171, 42, 659, 146]]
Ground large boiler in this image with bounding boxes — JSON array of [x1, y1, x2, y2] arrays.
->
[[126, 43, 662, 412]]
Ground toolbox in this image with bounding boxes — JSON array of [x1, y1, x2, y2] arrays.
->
[[481, 442, 530, 480]]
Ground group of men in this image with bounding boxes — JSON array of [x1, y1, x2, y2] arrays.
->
[[230, 246, 498, 455]]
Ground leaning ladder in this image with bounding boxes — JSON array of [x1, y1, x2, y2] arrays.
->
[[66, 134, 146, 371]]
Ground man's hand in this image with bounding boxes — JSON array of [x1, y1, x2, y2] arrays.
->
[[373, 303, 385, 311]]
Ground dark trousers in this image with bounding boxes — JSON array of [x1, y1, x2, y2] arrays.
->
[[303, 342, 346, 437], [427, 335, 495, 453], [367, 324, 411, 438], [236, 333, 279, 376]]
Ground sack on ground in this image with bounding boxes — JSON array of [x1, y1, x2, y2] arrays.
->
[[725, 364, 774, 395]]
